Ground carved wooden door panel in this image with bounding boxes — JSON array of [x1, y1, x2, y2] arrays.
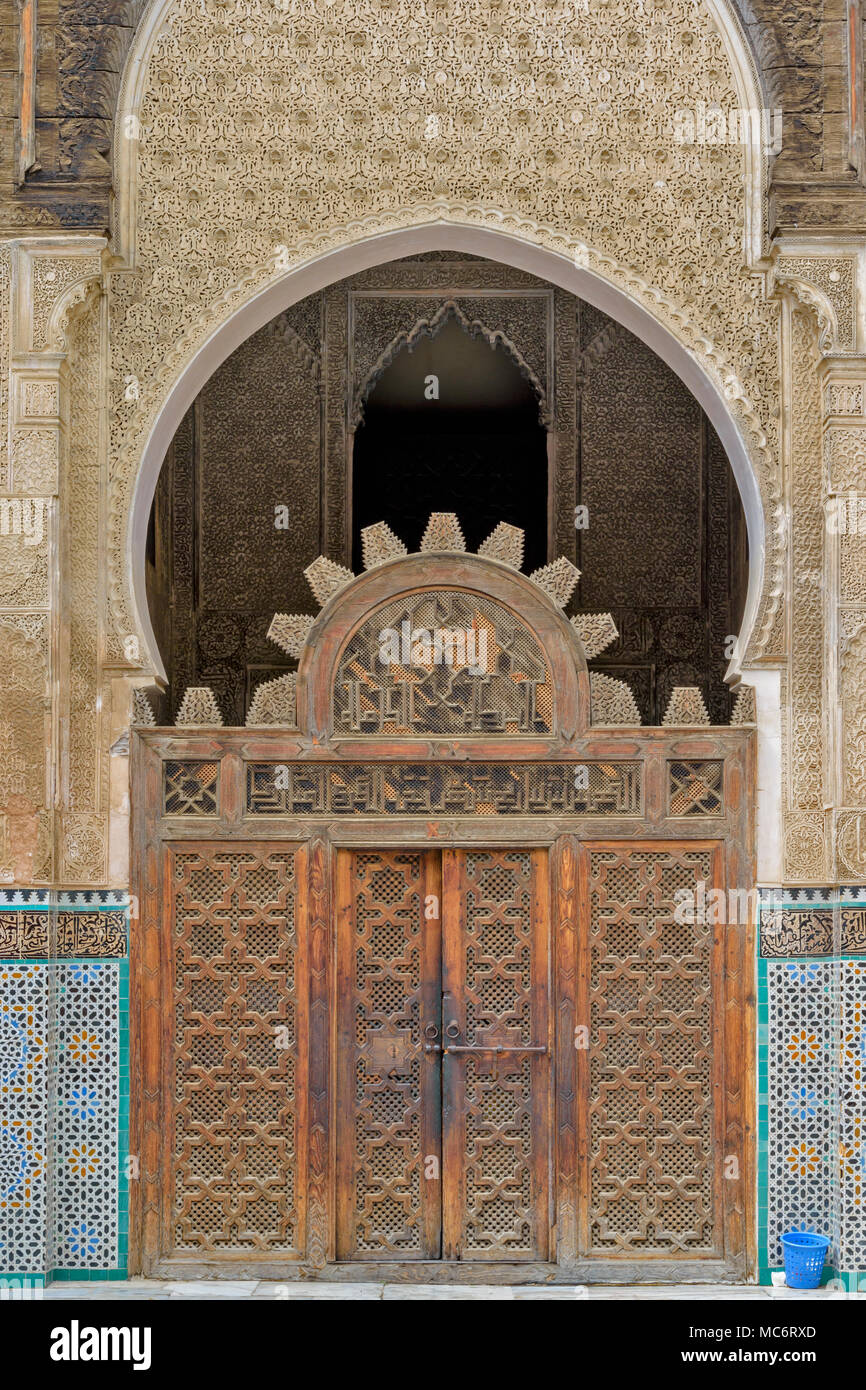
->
[[335, 848, 551, 1262], [166, 843, 306, 1263], [577, 842, 725, 1259], [442, 849, 552, 1261], [335, 850, 443, 1259]]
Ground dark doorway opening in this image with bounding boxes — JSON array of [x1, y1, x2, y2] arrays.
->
[[351, 315, 548, 572]]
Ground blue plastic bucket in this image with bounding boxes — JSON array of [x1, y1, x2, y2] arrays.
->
[[781, 1231, 830, 1289]]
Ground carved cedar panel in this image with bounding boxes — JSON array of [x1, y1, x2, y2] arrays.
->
[[168, 844, 305, 1258], [336, 850, 442, 1259], [245, 760, 641, 817], [581, 844, 722, 1257], [334, 590, 553, 736], [198, 319, 320, 614], [151, 312, 321, 724], [133, 726, 754, 1276], [164, 407, 196, 724], [442, 849, 551, 1262], [576, 305, 745, 724], [336, 847, 551, 1262], [579, 323, 703, 608]]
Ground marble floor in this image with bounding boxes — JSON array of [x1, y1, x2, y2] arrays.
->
[[37, 1279, 860, 1300]]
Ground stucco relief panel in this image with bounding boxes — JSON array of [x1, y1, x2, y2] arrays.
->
[[61, 292, 109, 886], [105, 0, 782, 667]]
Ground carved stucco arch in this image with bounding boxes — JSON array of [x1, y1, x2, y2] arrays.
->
[[122, 222, 771, 686], [113, 0, 769, 272], [108, 0, 780, 686]]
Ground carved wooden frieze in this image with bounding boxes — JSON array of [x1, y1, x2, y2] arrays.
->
[[333, 589, 554, 738]]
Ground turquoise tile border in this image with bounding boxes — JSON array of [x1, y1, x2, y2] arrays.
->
[[758, 942, 839, 1286], [0, 891, 128, 961], [9, 885, 862, 1287], [757, 951, 770, 1284], [757, 891, 866, 1286], [0, 900, 130, 1284]]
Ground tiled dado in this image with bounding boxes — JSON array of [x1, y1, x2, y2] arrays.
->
[[760, 887, 866, 958], [758, 888, 866, 1288], [0, 889, 128, 959], [0, 890, 129, 1284]]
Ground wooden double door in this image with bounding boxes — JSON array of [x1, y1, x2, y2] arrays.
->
[[335, 848, 551, 1262]]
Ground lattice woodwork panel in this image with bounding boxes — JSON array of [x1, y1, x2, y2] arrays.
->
[[169, 845, 302, 1256], [246, 761, 641, 816], [584, 845, 720, 1257], [336, 851, 442, 1259], [334, 590, 553, 736], [443, 849, 551, 1261], [164, 759, 220, 815], [668, 760, 724, 816]]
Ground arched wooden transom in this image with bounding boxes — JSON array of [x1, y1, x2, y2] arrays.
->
[[296, 553, 590, 745]]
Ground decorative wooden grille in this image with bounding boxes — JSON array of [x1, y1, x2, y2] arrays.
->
[[585, 846, 719, 1256], [443, 849, 551, 1261], [333, 590, 553, 736], [336, 850, 441, 1259], [246, 761, 641, 817], [668, 760, 724, 816], [164, 759, 220, 815], [169, 845, 302, 1256], [336, 848, 550, 1262]]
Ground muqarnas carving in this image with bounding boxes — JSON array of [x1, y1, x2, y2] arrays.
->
[[247, 672, 297, 726], [131, 690, 156, 726], [420, 512, 466, 553], [570, 612, 618, 660], [590, 672, 641, 726], [175, 687, 224, 726], [361, 521, 407, 570], [731, 685, 757, 725], [529, 557, 581, 608], [477, 522, 524, 570], [304, 556, 355, 608], [267, 613, 315, 659], [662, 687, 710, 726]]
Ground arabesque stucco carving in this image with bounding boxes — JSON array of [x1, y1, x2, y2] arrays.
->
[[0, 0, 863, 888], [105, 0, 784, 671]]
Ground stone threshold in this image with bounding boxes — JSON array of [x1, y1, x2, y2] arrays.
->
[[39, 1279, 857, 1301]]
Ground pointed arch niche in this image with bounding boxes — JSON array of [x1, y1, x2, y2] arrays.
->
[[350, 304, 550, 573]]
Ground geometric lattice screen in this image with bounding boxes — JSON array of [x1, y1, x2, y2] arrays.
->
[[585, 846, 720, 1255], [169, 846, 300, 1255], [334, 590, 554, 736], [336, 848, 551, 1263]]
